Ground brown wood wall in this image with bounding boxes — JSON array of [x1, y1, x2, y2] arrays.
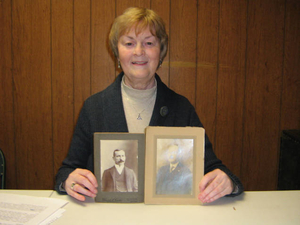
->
[[0, 0, 299, 191]]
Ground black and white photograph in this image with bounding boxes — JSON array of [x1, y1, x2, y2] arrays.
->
[[156, 139, 193, 195], [145, 126, 205, 205], [94, 133, 145, 203]]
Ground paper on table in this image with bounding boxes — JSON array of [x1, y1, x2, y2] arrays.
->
[[39, 208, 66, 225], [0, 193, 68, 225]]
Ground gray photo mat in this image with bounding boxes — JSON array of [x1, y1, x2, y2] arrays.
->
[[94, 132, 145, 203]]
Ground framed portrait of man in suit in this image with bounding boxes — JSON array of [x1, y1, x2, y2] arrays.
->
[[145, 127, 205, 205], [94, 133, 145, 203], [156, 139, 194, 196]]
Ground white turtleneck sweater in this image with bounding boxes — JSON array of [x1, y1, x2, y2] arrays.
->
[[121, 77, 157, 133]]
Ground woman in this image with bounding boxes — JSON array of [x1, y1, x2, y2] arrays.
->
[[55, 7, 243, 203]]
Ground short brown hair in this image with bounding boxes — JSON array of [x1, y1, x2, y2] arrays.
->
[[109, 7, 168, 61]]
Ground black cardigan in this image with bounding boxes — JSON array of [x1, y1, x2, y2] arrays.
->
[[55, 72, 244, 196]]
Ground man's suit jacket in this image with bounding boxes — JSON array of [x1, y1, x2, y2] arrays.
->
[[55, 72, 244, 196], [102, 166, 138, 192], [156, 163, 192, 195]]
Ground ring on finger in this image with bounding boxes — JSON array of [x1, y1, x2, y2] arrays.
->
[[71, 182, 76, 190]]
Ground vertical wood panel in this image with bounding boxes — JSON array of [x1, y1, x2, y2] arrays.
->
[[196, 0, 219, 145], [281, 0, 300, 129], [91, 0, 116, 94], [215, 0, 247, 177], [52, 0, 74, 177], [12, 0, 53, 189], [169, 0, 197, 105], [74, 0, 91, 123], [116, 0, 150, 16], [0, 0, 16, 188], [242, 0, 285, 190], [151, 0, 170, 85]]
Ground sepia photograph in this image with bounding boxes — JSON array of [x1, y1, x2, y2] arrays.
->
[[94, 133, 145, 203], [101, 140, 138, 193]]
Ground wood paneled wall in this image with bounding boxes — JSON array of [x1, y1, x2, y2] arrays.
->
[[0, 0, 299, 191]]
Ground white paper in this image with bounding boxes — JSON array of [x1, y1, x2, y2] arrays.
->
[[39, 208, 66, 225], [0, 193, 68, 225]]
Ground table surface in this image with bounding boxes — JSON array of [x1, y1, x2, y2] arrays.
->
[[1, 190, 300, 225]]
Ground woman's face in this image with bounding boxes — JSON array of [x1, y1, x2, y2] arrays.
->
[[118, 26, 161, 89]]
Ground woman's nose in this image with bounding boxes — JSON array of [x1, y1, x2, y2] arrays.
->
[[134, 43, 144, 56]]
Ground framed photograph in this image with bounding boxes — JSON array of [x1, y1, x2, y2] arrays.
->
[[144, 126, 205, 205], [94, 132, 145, 203]]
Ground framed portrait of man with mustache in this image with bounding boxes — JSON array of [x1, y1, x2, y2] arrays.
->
[[94, 133, 145, 203]]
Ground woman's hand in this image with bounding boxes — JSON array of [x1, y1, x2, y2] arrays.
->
[[64, 168, 98, 201], [198, 169, 233, 203]]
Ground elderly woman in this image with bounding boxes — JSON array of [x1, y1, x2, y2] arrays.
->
[[55, 7, 243, 203]]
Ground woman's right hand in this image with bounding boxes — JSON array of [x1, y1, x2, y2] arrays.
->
[[64, 168, 98, 201]]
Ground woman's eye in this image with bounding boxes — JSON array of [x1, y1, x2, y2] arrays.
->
[[146, 42, 153, 46], [125, 42, 133, 46]]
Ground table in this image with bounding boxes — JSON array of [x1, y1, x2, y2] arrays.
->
[[0, 189, 53, 197], [1, 190, 299, 224], [51, 191, 300, 225]]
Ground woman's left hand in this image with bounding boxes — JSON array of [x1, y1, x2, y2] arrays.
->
[[198, 169, 233, 203]]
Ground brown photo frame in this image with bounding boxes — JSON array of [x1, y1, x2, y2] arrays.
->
[[94, 132, 145, 203], [144, 127, 204, 205]]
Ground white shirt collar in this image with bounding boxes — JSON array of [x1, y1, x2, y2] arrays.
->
[[115, 164, 124, 174]]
